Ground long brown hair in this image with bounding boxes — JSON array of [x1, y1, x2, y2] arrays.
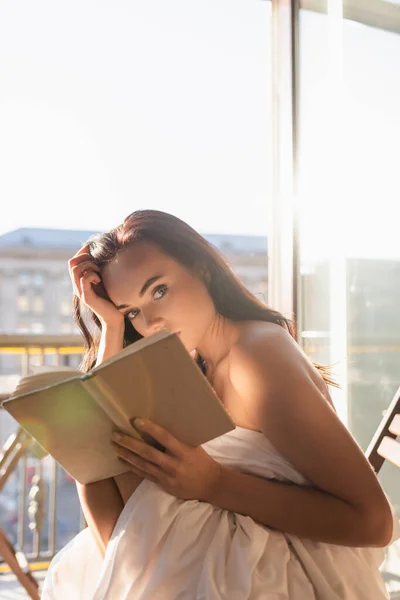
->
[[73, 209, 338, 387]]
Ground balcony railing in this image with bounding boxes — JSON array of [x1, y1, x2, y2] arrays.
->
[[0, 335, 86, 567]]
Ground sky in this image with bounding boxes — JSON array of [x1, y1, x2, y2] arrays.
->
[[0, 1, 399, 257], [299, 10, 400, 260], [0, 0, 271, 237]]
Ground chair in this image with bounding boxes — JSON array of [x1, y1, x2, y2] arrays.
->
[[366, 385, 400, 598], [366, 385, 400, 473], [0, 428, 40, 600]]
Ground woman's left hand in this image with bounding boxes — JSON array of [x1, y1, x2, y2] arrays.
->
[[112, 418, 222, 502]]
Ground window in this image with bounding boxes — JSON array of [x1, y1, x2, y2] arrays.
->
[[32, 272, 45, 288], [16, 322, 29, 333], [31, 296, 44, 314], [60, 299, 72, 317], [17, 295, 30, 313], [18, 271, 31, 286], [60, 322, 75, 334], [297, 4, 400, 590], [31, 322, 45, 334]]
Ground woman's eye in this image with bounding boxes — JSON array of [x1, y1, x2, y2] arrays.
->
[[153, 284, 168, 300], [126, 309, 139, 320], [125, 285, 167, 320]]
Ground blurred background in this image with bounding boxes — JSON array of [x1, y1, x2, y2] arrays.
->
[[0, 0, 400, 596]]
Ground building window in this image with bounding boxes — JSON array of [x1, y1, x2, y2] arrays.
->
[[18, 270, 45, 288], [31, 296, 44, 314], [60, 299, 72, 317], [16, 322, 29, 333], [33, 272, 45, 288], [60, 322, 75, 334], [18, 271, 31, 286], [17, 295, 30, 313], [31, 322, 45, 334]]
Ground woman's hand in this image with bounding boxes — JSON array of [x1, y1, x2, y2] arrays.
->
[[112, 419, 222, 502], [69, 244, 124, 329]]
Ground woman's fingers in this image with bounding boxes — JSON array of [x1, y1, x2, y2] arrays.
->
[[112, 430, 179, 475], [80, 271, 102, 302], [114, 444, 167, 477], [71, 261, 101, 297], [116, 456, 159, 484], [133, 419, 184, 457], [111, 421, 222, 501], [68, 244, 98, 294], [68, 244, 125, 328]]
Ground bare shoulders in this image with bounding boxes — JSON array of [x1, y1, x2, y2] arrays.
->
[[228, 321, 333, 408]]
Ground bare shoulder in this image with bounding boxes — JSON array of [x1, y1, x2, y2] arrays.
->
[[227, 322, 394, 535], [228, 321, 326, 400]]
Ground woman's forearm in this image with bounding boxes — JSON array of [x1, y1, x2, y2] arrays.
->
[[95, 323, 125, 367], [76, 478, 124, 556], [77, 323, 125, 555], [208, 467, 391, 548]]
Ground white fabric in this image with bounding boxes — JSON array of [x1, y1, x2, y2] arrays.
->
[[42, 426, 400, 599]]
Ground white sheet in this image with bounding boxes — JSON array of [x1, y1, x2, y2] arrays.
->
[[42, 426, 400, 599]]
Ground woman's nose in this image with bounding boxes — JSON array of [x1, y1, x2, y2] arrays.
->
[[142, 313, 166, 335]]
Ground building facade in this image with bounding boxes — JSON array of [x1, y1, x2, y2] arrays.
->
[[0, 227, 269, 337]]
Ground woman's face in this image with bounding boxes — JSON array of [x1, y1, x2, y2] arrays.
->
[[101, 241, 216, 353]]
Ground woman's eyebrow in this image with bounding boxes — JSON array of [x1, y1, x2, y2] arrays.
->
[[115, 275, 164, 310]]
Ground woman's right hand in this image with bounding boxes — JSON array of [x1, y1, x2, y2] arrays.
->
[[69, 244, 125, 329]]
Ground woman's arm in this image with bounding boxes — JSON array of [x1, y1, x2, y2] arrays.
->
[[78, 323, 143, 555], [95, 324, 145, 502], [95, 322, 125, 367], [76, 325, 127, 556], [69, 249, 142, 551], [209, 466, 391, 547], [76, 478, 124, 556], [217, 323, 393, 548]]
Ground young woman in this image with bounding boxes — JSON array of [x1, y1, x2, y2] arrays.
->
[[42, 209, 399, 599]]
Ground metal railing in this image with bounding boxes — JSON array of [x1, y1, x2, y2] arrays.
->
[[0, 335, 86, 564]]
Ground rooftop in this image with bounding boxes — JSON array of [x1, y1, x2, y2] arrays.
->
[[0, 228, 268, 255]]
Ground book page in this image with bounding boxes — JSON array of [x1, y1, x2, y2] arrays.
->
[[82, 378, 142, 441], [31, 365, 81, 375], [9, 369, 82, 400], [90, 333, 235, 448], [91, 329, 172, 372], [3, 379, 130, 484]]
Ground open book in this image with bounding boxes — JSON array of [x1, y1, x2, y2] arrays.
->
[[2, 330, 235, 484]]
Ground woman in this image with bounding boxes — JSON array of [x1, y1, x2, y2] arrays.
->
[[42, 209, 399, 599]]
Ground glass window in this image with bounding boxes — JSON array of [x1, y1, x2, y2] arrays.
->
[[298, 4, 400, 591], [60, 299, 72, 317], [18, 271, 31, 286], [60, 322, 75, 334], [31, 322, 45, 334], [17, 295, 30, 313], [31, 295, 44, 314], [32, 272, 45, 288]]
